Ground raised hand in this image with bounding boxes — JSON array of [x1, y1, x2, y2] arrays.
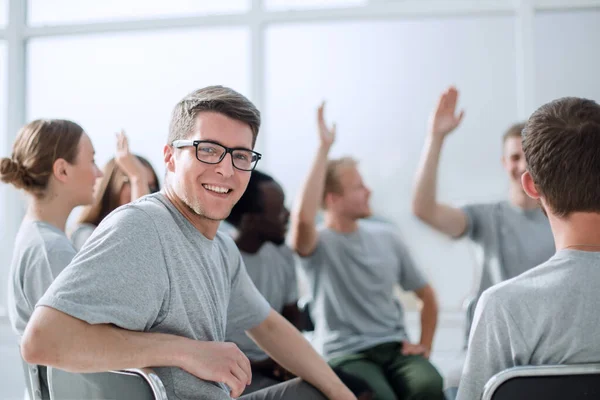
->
[[428, 86, 465, 140], [317, 101, 336, 149], [181, 341, 252, 398], [114, 130, 146, 179]]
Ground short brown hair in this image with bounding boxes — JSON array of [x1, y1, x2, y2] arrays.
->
[[0, 119, 84, 198], [168, 86, 261, 146], [502, 122, 525, 144], [523, 97, 600, 217], [322, 157, 358, 208]]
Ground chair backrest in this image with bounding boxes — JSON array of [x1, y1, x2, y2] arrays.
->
[[20, 357, 48, 400], [47, 367, 168, 400], [482, 364, 600, 400]]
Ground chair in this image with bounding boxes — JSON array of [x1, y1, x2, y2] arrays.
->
[[482, 364, 600, 400], [20, 357, 47, 400], [47, 367, 168, 400], [297, 296, 315, 332], [463, 296, 477, 349]]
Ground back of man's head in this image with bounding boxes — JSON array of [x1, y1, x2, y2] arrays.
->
[[523, 97, 600, 217], [168, 86, 261, 146], [226, 170, 274, 228]]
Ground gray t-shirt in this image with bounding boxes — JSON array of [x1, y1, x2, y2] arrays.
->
[[69, 222, 96, 251], [38, 193, 271, 400], [226, 243, 299, 361], [457, 249, 600, 400], [301, 220, 428, 360], [7, 219, 76, 337], [462, 201, 554, 295]]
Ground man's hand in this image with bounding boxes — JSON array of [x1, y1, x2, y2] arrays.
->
[[401, 340, 430, 359], [428, 86, 464, 140], [180, 341, 251, 398], [318, 102, 336, 150]]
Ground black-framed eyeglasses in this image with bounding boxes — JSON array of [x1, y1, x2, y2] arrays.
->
[[172, 140, 262, 171]]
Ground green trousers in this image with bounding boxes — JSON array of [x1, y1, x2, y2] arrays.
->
[[329, 342, 444, 400]]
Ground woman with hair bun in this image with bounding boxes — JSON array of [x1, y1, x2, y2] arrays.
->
[[1, 119, 102, 337]]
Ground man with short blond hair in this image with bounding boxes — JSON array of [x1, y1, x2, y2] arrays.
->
[[290, 102, 443, 400]]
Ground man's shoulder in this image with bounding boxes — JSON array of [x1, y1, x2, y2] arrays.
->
[[103, 194, 168, 228], [480, 255, 560, 309]]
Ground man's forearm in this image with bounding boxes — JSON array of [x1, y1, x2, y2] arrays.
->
[[412, 135, 444, 218], [419, 297, 438, 351], [292, 145, 330, 224], [249, 310, 353, 399], [290, 145, 331, 254], [22, 306, 187, 373]]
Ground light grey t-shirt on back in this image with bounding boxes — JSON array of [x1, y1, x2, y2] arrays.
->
[[457, 249, 600, 400], [226, 243, 299, 361], [7, 219, 76, 337], [301, 220, 428, 360], [462, 201, 554, 295], [69, 222, 96, 251], [38, 193, 271, 400]]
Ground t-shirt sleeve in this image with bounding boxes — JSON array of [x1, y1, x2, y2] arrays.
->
[[227, 247, 271, 332], [37, 206, 169, 331], [70, 224, 96, 251], [24, 246, 76, 312], [393, 233, 427, 292], [456, 288, 530, 400], [297, 234, 326, 273], [461, 203, 494, 241]]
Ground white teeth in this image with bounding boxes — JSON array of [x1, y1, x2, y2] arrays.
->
[[203, 184, 230, 194]]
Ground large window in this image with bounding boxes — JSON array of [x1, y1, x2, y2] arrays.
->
[[28, 0, 250, 26], [534, 10, 600, 110], [28, 28, 250, 176], [264, 16, 518, 309]]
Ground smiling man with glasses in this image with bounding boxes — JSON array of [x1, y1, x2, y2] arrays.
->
[[22, 86, 355, 400]]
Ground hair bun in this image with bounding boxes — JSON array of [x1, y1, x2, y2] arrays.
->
[[0, 157, 38, 190]]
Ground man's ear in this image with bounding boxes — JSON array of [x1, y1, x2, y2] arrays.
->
[[52, 158, 70, 184], [164, 144, 175, 173], [521, 170, 541, 200]]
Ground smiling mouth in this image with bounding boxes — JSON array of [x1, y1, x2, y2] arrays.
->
[[202, 184, 232, 194]]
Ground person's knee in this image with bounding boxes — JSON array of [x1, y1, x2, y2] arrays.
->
[[408, 367, 444, 399]]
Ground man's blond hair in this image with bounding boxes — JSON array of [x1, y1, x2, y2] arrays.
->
[[322, 156, 358, 209]]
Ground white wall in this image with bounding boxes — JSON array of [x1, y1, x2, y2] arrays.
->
[[534, 9, 600, 108], [28, 28, 251, 175], [264, 16, 518, 310]]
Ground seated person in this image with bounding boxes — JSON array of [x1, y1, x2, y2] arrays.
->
[[1, 119, 102, 336], [20, 86, 355, 400], [457, 97, 600, 399], [290, 103, 444, 400], [225, 170, 373, 399], [71, 130, 159, 250], [1, 120, 102, 399]]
